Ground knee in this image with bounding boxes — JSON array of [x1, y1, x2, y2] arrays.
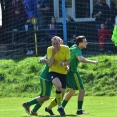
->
[[69, 89, 75, 96], [56, 85, 62, 91], [44, 96, 50, 101], [80, 89, 85, 94]]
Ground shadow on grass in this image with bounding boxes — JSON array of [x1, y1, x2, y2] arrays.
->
[[21, 114, 77, 117], [36, 114, 77, 117]]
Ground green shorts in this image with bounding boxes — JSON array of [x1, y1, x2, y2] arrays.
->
[[66, 70, 84, 90], [40, 78, 53, 96]]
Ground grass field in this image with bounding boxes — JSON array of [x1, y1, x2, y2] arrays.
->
[[0, 96, 117, 117]]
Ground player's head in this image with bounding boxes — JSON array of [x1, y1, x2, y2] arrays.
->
[[97, 0, 103, 4], [59, 38, 63, 45], [51, 36, 61, 50], [100, 23, 105, 29], [76, 36, 87, 48]]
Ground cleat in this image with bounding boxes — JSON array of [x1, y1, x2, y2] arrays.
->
[[45, 107, 55, 115], [57, 107, 65, 116], [31, 111, 38, 116], [22, 102, 30, 114], [76, 110, 88, 115]]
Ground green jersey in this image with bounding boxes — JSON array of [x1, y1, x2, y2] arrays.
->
[[40, 64, 50, 81], [70, 44, 82, 72]]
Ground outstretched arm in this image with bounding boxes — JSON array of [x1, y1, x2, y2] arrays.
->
[[77, 56, 98, 65]]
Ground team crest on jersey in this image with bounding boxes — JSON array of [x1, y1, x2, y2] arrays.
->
[[62, 52, 64, 55]]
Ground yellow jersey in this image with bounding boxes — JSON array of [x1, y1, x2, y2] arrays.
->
[[47, 45, 70, 74]]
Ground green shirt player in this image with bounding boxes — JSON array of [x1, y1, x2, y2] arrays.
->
[[62, 36, 98, 115], [22, 38, 64, 116]]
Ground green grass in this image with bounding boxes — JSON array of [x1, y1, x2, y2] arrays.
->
[[0, 55, 117, 97], [0, 96, 117, 117]]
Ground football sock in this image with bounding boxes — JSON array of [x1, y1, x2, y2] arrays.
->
[[32, 103, 42, 112], [62, 100, 68, 108], [27, 98, 38, 106], [56, 90, 62, 106], [48, 98, 57, 109], [78, 101, 83, 110]]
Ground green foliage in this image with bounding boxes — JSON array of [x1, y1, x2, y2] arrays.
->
[[0, 55, 117, 97]]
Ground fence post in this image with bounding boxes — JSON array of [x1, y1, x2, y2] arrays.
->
[[62, 0, 67, 45]]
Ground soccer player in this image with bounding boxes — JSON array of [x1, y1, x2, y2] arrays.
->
[[62, 36, 98, 114], [45, 36, 70, 116], [22, 37, 64, 116]]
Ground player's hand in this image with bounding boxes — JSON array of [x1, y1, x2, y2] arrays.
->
[[53, 60, 56, 65], [65, 65, 70, 71], [60, 61, 64, 66], [94, 61, 98, 65], [52, 47, 57, 56]]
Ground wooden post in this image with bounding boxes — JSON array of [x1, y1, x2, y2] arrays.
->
[[32, 17, 38, 55]]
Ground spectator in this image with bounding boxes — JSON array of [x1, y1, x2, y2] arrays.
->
[[45, 16, 60, 41], [84, 0, 90, 17], [92, 0, 110, 32], [66, 16, 77, 40], [75, 0, 90, 18], [8, 0, 27, 43], [98, 23, 112, 53], [37, 0, 50, 29], [8, 0, 27, 30], [111, 16, 117, 47], [23, 0, 38, 19], [110, 0, 117, 26]]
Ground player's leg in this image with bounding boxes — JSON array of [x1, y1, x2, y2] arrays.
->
[[46, 72, 66, 115], [74, 72, 88, 115], [62, 71, 76, 108], [31, 78, 53, 116], [62, 88, 75, 108], [22, 78, 52, 115]]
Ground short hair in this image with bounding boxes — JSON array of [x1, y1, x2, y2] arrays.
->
[[51, 36, 62, 42], [75, 36, 86, 45]]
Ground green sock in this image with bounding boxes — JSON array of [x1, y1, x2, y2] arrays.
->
[[62, 100, 68, 108], [27, 98, 38, 106], [78, 101, 83, 110], [32, 103, 42, 112]]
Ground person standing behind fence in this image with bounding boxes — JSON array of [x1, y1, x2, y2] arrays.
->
[[45, 16, 60, 41], [37, 0, 50, 29], [92, 0, 110, 32], [66, 16, 77, 40], [45, 36, 70, 116], [110, 0, 117, 26], [98, 23, 112, 53], [8, 0, 27, 43], [8, 0, 27, 30]]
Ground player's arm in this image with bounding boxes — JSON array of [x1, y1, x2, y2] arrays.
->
[[77, 56, 98, 65], [60, 59, 70, 66], [47, 47, 57, 68], [48, 54, 55, 67]]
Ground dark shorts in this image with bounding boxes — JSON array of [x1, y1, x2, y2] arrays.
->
[[48, 72, 67, 89]]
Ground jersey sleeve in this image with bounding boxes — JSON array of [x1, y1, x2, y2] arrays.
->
[[75, 49, 82, 57]]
